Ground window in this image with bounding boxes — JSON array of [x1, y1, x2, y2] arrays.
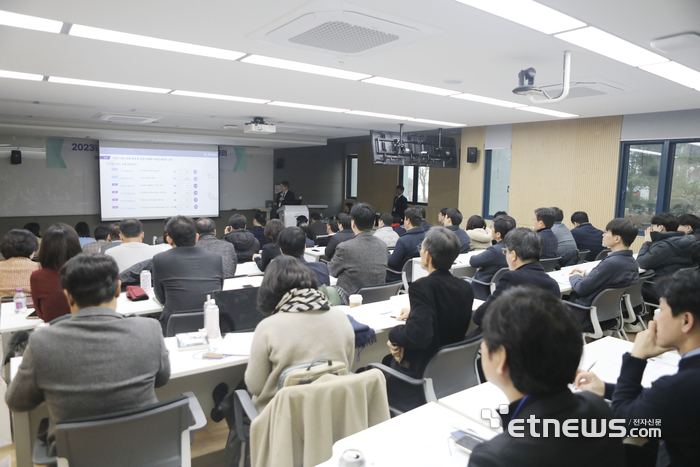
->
[[346, 155, 357, 199], [399, 166, 429, 205], [617, 139, 700, 231], [482, 149, 511, 219]]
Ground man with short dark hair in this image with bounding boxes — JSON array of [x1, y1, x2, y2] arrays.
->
[[329, 203, 388, 296], [469, 287, 624, 467], [99, 222, 122, 254], [152, 216, 223, 333], [551, 207, 578, 264], [278, 227, 330, 286], [570, 211, 605, 261], [271, 181, 296, 216], [248, 212, 267, 247], [473, 228, 560, 327], [82, 226, 109, 254], [416, 206, 432, 231], [315, 218, 338, 247], [374, 213, 400, 248], [106, 218, 158, 272], [577, 269, 700, 466], [308, 212, 327, 238], [223, 214, 260, 263], [470, 215, 516, 300], [195, 217, 237, 278], [387, 207, 426, 282], [324, 213, 355, 260], [443, 208, 471, 253], [391, 185, 408, 222], [567, 219, 640, 332], [678, 213, 700, 265], [6, 254, 170, 457], [533, 207, 558, 259]]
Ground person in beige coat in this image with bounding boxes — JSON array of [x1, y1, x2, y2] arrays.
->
[[466, 215, 492, 250]]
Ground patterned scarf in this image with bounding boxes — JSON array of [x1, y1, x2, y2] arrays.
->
[[275, 288, 331, 313]]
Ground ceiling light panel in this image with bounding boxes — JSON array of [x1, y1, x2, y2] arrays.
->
[[49, 76, 171, 94], [555, 27, 668, 67], [450, 92, 523, 108], [267, 101, 349, 113], [516, 106, 578, 118], [362, 77, 459, 96], [639, 61, 700, 91], [410, 118, 465, 127], [0, 69, 44, 81], [455, 0, 585, 35], [241, 55, 371, 81], [171, 90, 269, 104], [345, 110, 412, 120], [69, 25, 245, 60], [0, 10, 63, 33]]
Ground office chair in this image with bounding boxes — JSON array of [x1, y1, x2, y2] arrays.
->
[[539, 256, 562, 272], [564, 287, 628, 340], [594, 248, 612, 261], [470, 267, 508, 294], [577, 249, 590, 264], [387, 258, 414, 293], [165, 311, 204, 337], [357, 281, 403, 304], [622, 270, 655, 330], [451, 265, 477, 279]]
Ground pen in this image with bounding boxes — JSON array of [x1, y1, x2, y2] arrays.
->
[[586, 360, 597, 372]]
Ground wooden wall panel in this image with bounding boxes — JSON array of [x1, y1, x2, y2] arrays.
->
[[356, 140, 398, 215], [424, 165, 460, 226], [458, 127, 487, 219]]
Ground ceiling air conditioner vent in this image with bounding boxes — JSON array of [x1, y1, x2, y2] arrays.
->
[[289, 21, 399, 53], [94, 113, 162, 124]]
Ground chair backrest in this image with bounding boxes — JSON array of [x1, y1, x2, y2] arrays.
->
[[212, 288, 266, 333], [55, 396, 191, 467], [490, 267, 509, 294], [594, 248, 611, 261], [624, 270, 655, 311], [577, 249, 590, 264], [590, 288, 628, 322], [165, 312, 204, 337], [422, 335, 483, 399], [452, 265, 477, 279], [539, 257, 561, 272], [357, 281, 403, 304]]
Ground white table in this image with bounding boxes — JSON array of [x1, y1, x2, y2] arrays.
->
[[412, 250, 485, 282], [439, 381, 508, 431], [547, 261, 646, 295], [234, 261, 264, 277], [304, 247, 327, 263]]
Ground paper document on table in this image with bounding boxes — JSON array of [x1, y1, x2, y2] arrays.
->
[[216, 332, 255, 356]]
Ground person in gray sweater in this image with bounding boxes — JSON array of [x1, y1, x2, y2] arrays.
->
[[195, 217, 237, 278]]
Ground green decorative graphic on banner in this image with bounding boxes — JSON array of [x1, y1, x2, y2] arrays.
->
[[233, 147, 247, 172], [45, 138, 67, 168]]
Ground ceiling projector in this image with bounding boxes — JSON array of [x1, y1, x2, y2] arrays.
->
[[244, 117, 276, 134]]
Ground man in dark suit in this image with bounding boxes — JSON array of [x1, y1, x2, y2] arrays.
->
[[417, 206, 432, 231], [470, 215, 516, 300], [324, 214, 355, 260], [442, 208, 470, 253], [570, 211, 605, 261], [534, 207, 558, 259], [576, 269, 700, 467], [391, 185, 408, 222], [315, 219, 338, 247], [152, 216, 223, 334], [473, 228, 560, 327], [6, 254, 170, 457], [271, 180, 296, 212], [387, 208, 425, 282], [567, 218, 640, 331], [278, 226, 330, 287], [469, 287, 624, 467]]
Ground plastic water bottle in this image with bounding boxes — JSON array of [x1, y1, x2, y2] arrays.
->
[[140, 270, 152, 295], [13, 289, 27, 313], [204, 294, 222, 340]]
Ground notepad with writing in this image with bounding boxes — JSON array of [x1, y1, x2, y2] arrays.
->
[[216, 332, 255, 356]]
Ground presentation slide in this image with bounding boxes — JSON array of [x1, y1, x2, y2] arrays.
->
[[99, 147, 219, 221]]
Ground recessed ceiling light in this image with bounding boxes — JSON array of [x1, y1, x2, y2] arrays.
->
[[362, 77, 460, 96], [516, 106, 578, 118], [171, 90, 269, 104], [0, 10, 63, 34], [69, 24, 245, 61], [639, 61, 700, 91], [0, 69, 44, 81], [344, 110, 412, 120], [555, 27, 668, 67], [241, 55, 371, 81], [49, 76, 171, 93], [454, 0, 586, 35], [450, 93, 522, 108], [223, 125, 238, 130], [267, 101, 349, 113], [410, 118, 465, 127]]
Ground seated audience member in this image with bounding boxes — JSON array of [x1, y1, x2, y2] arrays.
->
[[533, 207, 558, 259], [315, 219, 338, 247], [30, 224, 82, 322], [570, 211, 605, 261], [248, 212, 268, 247], [22, 222, 42, 246], [153, 217, 171, 246], [678, 213, 700, 264], [195, 217, 237, 278], [443, 209, 471, 253], [469, 287, 624, 467], [473, 228, 560, 327], [374, 213, 400, 248], [324, 214, 355, 260], [153, 216, 223, 333], [551, 207, 578, 261], [387, 208, 425, 282], [636, 213, 699, 304], [253, 219, 284, 272], [437, 208, 448, 226], [74, 222, 95, 249], [309, 212, 327, 238], [391, 214, 406, 236], [100, 222, 122, 254], [465, 215, 490, 251], [106, 219, 157, 273], [295, 220, 315, 248], [343, 202, 354, 215], [329, 203, 388, 297], [417, 206, 432, 231], [82, 226, 109, 254], [6, 254, 170, 457], [245, 255, 354, 412], [492, 210, 507, 217], [0, 229, 39, 297], [577, 269, 700, 467], [470, 215, 516, 300], [384, 227, 474, 412], [568, 219, 640, 331], [278, 227, 330, 286], [223, 214, 260, 263]]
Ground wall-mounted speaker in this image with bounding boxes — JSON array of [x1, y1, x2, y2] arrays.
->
[[467, 147, 477, 163], [10, 150, 21, 165], [275, 158, 284, 169]]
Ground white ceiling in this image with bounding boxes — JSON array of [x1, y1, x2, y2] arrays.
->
[[0, 0, 699, 149]]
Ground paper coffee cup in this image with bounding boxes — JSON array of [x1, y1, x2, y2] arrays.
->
[[349, 294, 363, 308]]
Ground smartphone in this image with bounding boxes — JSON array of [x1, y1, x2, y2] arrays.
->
[[450, 431, 484, 453]]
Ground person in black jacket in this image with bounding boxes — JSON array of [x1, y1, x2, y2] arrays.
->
[[391, 185, 408, 223], [469, 215, 516, 300], [577, 269, 700, 467], [442, 208, 470, 253], [277, 226, 330, 287], [387, 208, 425, 282], [677, 213, 700, 265], [324, 214, 355, 260], [222, 214, 261, 263], [469, 287, 624, 467], [571, 211, 605, 261], [252, 219, 284, 272], [384, 226, 473, 412], [533, 207, 558, 259], [270, 180, 296, 213], [472, 228, 560, 327], [248, 212, 268, 247]]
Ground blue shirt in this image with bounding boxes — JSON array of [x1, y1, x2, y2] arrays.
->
[[79, 237, 96, 249]]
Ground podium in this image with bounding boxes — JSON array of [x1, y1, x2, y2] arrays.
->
[[277, 205, 310, 227]]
